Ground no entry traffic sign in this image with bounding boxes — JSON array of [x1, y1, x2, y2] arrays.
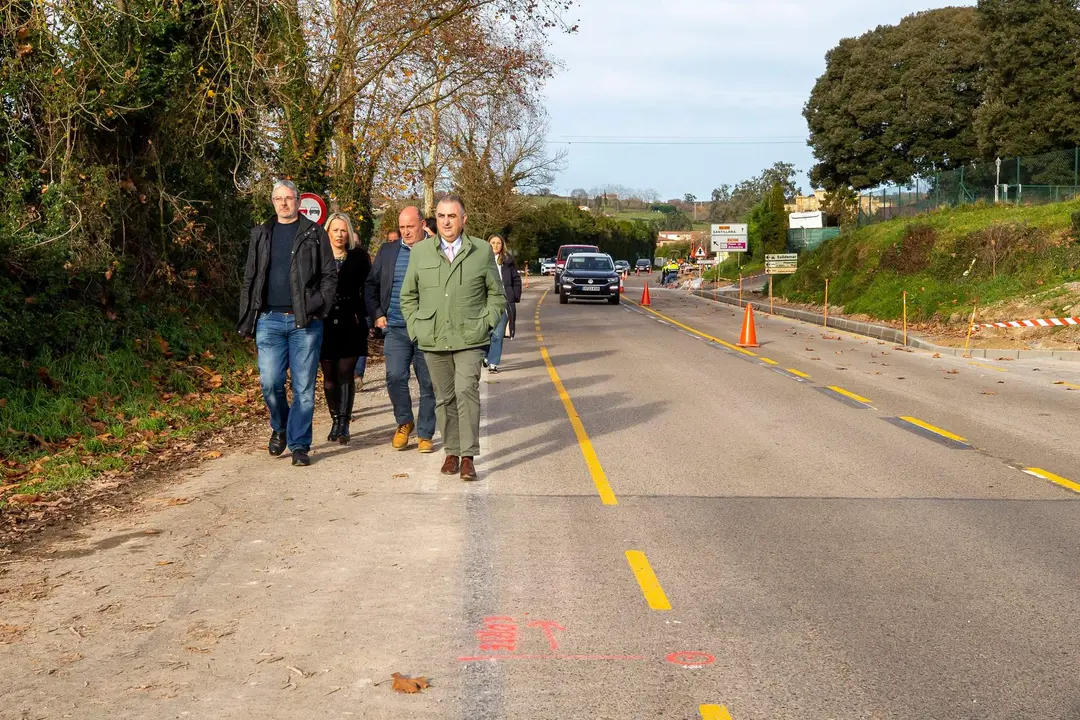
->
[[299, 192, 327, 225]]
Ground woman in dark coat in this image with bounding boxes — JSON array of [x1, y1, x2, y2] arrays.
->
[[321, 212, 370, 444], [483, 234, 522, 373]]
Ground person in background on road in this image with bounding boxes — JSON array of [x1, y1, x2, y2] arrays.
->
[[662, 260, 679, 285], [237, 179, 337, 467], [320, 212, 370, 445], [400, 195, 506, 482], [423, 217, 437, 238], [386, 228, 401, 243], [365, 206, 437, 453], [483, 234, 521, 374]]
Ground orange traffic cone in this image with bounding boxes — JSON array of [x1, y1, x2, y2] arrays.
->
[[620, 276, 626, 294], [640, 284, 651, 306], [737, 304, 759, 347]]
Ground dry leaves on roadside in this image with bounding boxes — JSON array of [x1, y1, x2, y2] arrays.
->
[[204, 451, 222, 459], [391, 672, 430, 694], [392, 473, 409, 479], [7, 494, 41, 505]]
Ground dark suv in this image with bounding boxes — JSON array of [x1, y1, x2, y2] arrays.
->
[[635, 259, 652, 273], [558, 254, 621, 305]]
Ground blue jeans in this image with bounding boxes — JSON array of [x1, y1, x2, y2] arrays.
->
[[486, 312, 508, 366], [384, 327, 436, 440], [255, 312, 323, 451], [354, 355, 367, 379]]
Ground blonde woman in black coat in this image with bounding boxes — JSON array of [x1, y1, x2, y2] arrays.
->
[[321, 212, 370, 443]]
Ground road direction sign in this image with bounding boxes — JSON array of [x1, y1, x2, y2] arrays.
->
[[765, 253, 798, 275], [711, 224, 747, 253], [299, 192, 327, 225]]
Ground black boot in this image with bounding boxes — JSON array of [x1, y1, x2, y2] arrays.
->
[[325, 386, 341, 442], [337, 381, 355, 444]]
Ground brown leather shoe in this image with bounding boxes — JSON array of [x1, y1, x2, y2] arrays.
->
[[460, 457, 477, 481], [440, 455, 460, 475]]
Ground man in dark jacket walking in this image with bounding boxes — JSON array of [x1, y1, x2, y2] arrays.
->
[[365, 206, 436, 453], [237, 180, 337, 466]]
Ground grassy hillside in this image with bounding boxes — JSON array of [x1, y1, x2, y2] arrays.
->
[[777, 201, 1080, 325]]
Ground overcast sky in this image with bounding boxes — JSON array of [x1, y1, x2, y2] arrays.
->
[[542, 0, 975, 200]]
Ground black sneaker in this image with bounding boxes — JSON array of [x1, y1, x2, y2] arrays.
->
[[488, 365, 499, 374], [291, 449, 310, 466], [482, 358, 489, 368], [268, 431, 287, 456]]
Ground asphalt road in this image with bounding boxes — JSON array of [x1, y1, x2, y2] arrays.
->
[[3, 278, 1080, 719]]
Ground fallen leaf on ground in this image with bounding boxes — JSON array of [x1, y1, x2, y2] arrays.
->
[[392, 473, 409, 479], [391, 672, 430, 694], [946, 370, 959, 375], [204, 451, 222, 459], [166, 497, 191, 506], [7, 494, 41, 505], [932, 353, 941, 358], [982, 392, 997, 395], [157, 561, 173, 566], [1054, 381, 1066, 385]]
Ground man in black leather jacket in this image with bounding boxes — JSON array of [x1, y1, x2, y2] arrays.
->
[[237, 180, 337, 466]]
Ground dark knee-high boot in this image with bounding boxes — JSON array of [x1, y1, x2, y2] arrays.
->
[[325, 386, 341, 442], [337, 381, 355, 444]]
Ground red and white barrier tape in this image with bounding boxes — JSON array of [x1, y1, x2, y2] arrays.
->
[[975, 316, 1080, 331]]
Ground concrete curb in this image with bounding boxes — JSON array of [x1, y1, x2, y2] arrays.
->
[[687, 288, 1080, 362]]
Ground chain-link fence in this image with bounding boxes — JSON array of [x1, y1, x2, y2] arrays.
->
[[787, 227, 841, 253], [857, 147, 1080, 227]]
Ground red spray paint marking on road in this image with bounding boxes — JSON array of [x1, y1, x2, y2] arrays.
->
[[476, 616, 518, 652], [527, 620, 566, 651], [666, 651, 715, 668], [465, 616, 709, 665]]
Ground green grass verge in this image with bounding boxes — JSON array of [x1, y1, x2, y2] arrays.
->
[[775, 200, 1080, 323], [0, 307, 257, 503]]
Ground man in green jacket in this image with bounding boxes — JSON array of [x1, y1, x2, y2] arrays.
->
[[400, 195, 507, 481]]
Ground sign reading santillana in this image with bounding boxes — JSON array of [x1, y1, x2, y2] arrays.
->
[[710, 224, 748, 253]]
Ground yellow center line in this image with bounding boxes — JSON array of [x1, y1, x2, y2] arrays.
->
[[699, 706, 733, 720], [827, 385, 872, 404], [535, 291, 618, 506], [760, 357, 779, 366], [787, 368, 811, 379], [624, 550, 671, 610], [968, 361, 1008, 373], [1055, 381, 1080, 390], [624, 296, 757, 357], [898, 416, 968, 443], [1024, 467, 1080, 494]]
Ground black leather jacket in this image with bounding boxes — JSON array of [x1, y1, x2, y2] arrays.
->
[[236, 215, 338, 337]]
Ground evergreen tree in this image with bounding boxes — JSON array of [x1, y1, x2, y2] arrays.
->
[[804, 7, 983, 189], [974, 0, 1080, 157]]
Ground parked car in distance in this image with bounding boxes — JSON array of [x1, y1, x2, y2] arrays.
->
[[635, 259, 652, 273], [554, 244, 600, 287], [559, 253, 621, 305], [614, 260, 630, 274], [540, 257, 557, 275]]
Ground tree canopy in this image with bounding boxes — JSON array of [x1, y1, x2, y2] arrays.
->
[[803, 7, 984, 190]]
